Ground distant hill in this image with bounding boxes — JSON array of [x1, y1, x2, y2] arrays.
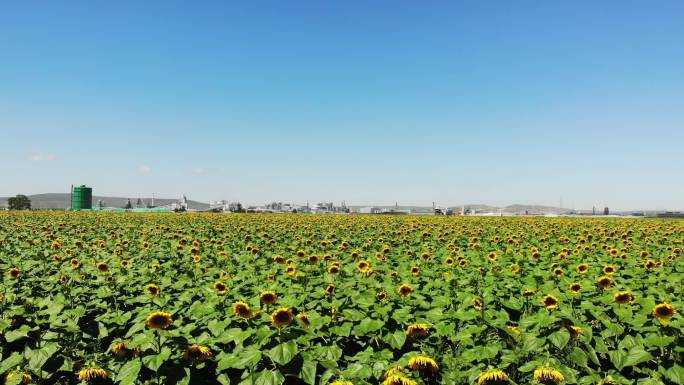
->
[[501, 204, 568, 214], [0, 193, 209, 210]]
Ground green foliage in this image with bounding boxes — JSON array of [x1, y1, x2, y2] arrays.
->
[[0, 212, 682, 385]]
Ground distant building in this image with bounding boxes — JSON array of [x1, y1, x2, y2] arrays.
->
[[604, 207, 610, 215], [656, 212, 684, 218], [359, 206, 383, 214]]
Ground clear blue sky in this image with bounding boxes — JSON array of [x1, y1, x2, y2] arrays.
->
[[2, 1, 683, 210]]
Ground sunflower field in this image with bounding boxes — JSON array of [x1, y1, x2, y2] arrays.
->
[[1, 212, 683, 385]]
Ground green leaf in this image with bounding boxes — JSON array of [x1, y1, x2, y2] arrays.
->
[[208, 319, 230, 337], [329, 323, 352, 337], [26, 343, 59, 372], [548, 330, 570, 350], [128, 333, 154, 349], [301, 359, 317, 385], [383, 330, 406, 350], [342, 363, 373, 379], [268, 341, 298, 366], [317, 346, 342, 362], [142, 347, 171, 371], [115, 359, 141, 385], [645, 333, 675, 348], [623, 347, 652, 368], [176, 367, 191, 385], [0, 319, 10, 333], [98, 322, 109, 339], [568, 347, 588, 368], [342, 309, 366, 321], [255, 369, 285, 385], [218, 348, 262, 370], [353, 318, 384, 335], [608, 350, 627, 370], [521, 334, 545, 353], [664, 364, 684, 385], [0, 352, 24, 375], [220, 328, 254, 345], [4, 326, 31, 343]]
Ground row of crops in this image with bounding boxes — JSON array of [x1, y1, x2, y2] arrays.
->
[[0, 212, 682, 385]]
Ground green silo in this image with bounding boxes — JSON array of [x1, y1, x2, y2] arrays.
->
[[71, 185, 93, 210]]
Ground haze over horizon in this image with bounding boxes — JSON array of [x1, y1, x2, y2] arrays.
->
[[2, 1, 683, 211]]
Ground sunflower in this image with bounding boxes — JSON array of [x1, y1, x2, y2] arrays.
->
[[325, 284, 336, 295], [6, 370, 32, 384], [271, 308, 294, 327], [602, 265, 616, 275], [576, 263, 589, 274], [111, 340, 140, 358], [567, 325, 582, 337], [445, 257, 455, 267], [383, 375, 417, 385], [8, 267, 21, 279], [472, 298, 483, 310], [613, 291, 635, 305], [487, 252, 497, 262], [569, 283, 582, 294], [407, 355, 439, 373], [357, 260, 371, 273], [213, 281, 228, 294], [327, 265, 340, 274], [146, 311, 173, 329], [77, 367, 108, 382], [410, 266, 420, 276], [183, 344, 213, 364], [297, 312, 311, 328], [510, 264, 520, 273], [653, 303, 676, 319], [523, 289, 536, 297], [376, 291, 387, 301], [597, 276, 614, 289], [383, 366, 405, 379], [286, 265, 297, 276], [273, 255, 285, 264], [533, 367, 565, 383], [553, 268, 564, 277], [233, 301, 254, 319], [308, 255, 319, 264], [192, 255, 201, 263], [145, 283, 160, 296], [542, 295, 559, 310], [260, 291, 278, 305], [96, 262, 109, 273], [406, 323, 429, 337], [398, 284, 413, 297], [478, 369, 510, 385]]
